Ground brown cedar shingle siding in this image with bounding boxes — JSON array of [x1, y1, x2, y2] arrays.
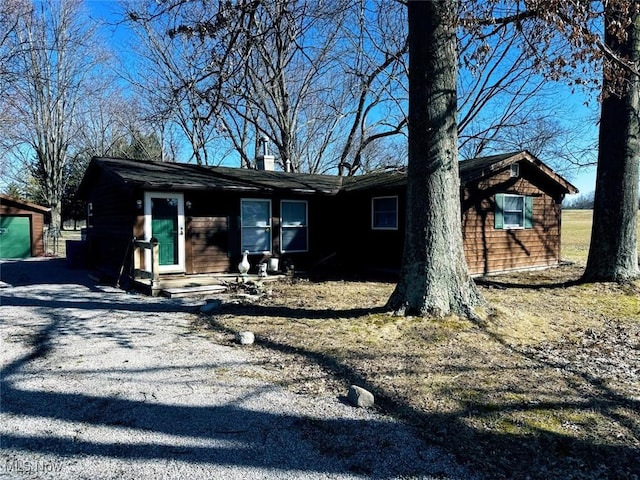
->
[[462, 166, 563, 275]]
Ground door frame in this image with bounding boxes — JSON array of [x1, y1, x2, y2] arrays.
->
[[144, 191, 185, 274]]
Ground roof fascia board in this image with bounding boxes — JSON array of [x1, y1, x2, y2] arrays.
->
[[88, 153, 577, 198], [464, 151, 578, 194], [0, 194, 51, 213], [525, 155, 578, 194]]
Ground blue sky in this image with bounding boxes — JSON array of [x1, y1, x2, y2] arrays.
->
[[84, 0, 598, 197]]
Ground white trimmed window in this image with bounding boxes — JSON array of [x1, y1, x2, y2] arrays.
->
[[372, 196, 398, 230], [495, 194, 533, 229], [281, 200, 308, 253], [241, 199, 272, 253]]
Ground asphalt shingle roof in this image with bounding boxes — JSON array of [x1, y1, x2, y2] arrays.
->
[[83, 157, 343, 195], [80, 151, 577, 197]]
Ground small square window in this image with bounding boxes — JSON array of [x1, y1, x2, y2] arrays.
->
[[503, 195, 525, 228], [372, 196, 398, 230], [495, 193, 533, 230]]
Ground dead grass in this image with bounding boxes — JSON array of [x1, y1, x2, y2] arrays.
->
[[561, 210, 595, 264], [197, 210, 640, 479], [562, 209, 640, 265]]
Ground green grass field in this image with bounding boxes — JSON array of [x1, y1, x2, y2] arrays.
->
[[562, 209, 640, 265]]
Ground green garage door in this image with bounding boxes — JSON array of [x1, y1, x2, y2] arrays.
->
[[0, 216, 31, 258]]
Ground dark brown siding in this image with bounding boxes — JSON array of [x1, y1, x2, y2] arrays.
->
[[84, 174, 137, 279], [305, 196, 342, 271], [340, 162, 564, 277], [31, 213, 45, 256], [184, 191, 235, 274], [187, 216, 230, 273], [462, 164, 562, 276], [338, 189, 405, 273], [232, 194, 340, 273], [183, 191, 339, 275]]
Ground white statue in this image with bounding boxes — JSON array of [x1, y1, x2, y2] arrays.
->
[[238, 250, 250, 275]]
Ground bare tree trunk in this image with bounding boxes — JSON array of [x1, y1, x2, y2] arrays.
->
[[5, 0, 99, 232], [50, 202, 62, 232], [583, 8, 640, 282], [387, 0, 482, 317]]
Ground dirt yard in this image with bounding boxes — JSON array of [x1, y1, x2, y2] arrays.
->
[[198, 210, 640, 479]]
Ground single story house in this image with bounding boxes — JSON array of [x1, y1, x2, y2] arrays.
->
[[0, 194, 50, 259], [77, 150, 577, 293]]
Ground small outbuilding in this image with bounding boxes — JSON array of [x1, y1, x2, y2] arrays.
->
[[77, 150, 577, 293], [0, 194, 50, 259]]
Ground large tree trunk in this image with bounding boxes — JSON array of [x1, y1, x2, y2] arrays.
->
[[387, 0, 482, 317], [583, 9, 640, 282]]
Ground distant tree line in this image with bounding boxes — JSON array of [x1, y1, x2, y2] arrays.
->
[[564, 189, 640, 210], [564, 192, 595, 209]]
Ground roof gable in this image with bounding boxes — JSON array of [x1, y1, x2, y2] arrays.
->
[[459, 151, 578, 193], [0, 194, 50, 214], [344, 151, 578, 195]]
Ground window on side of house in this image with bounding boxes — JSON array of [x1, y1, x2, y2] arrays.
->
[[241, 199, 272, 253], [281, 200, 308, 253], [86, 202, 93, 228], [494, 193, 533, 230], [372, 196, 398, 230]]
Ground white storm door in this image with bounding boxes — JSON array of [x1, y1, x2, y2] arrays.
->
[[144, 192, 185, 273]]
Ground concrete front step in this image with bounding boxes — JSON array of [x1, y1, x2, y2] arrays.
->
[[160, 284, 227, 298]]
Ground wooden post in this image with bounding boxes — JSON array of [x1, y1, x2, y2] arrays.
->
[[133, 239, 141, 272], [150, 237, 159, 287], [130, 238, 161, 295]]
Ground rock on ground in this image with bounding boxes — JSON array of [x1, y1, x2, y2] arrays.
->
[[0, 258, 477, 480]]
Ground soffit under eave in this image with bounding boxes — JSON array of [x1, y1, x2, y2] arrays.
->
[[77, 159, 130, 199]]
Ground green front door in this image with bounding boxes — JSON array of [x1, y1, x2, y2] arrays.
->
[[145, 192, 185, 273], [0, 216, 31, 258], [151, 203, 178, 266]]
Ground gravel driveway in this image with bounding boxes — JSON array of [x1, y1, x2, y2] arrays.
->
[[0, 258, 475, 480]]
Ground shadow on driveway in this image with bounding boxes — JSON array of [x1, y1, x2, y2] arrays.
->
[[1, 257, 467, 479], [1, 257, 94, 287]]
